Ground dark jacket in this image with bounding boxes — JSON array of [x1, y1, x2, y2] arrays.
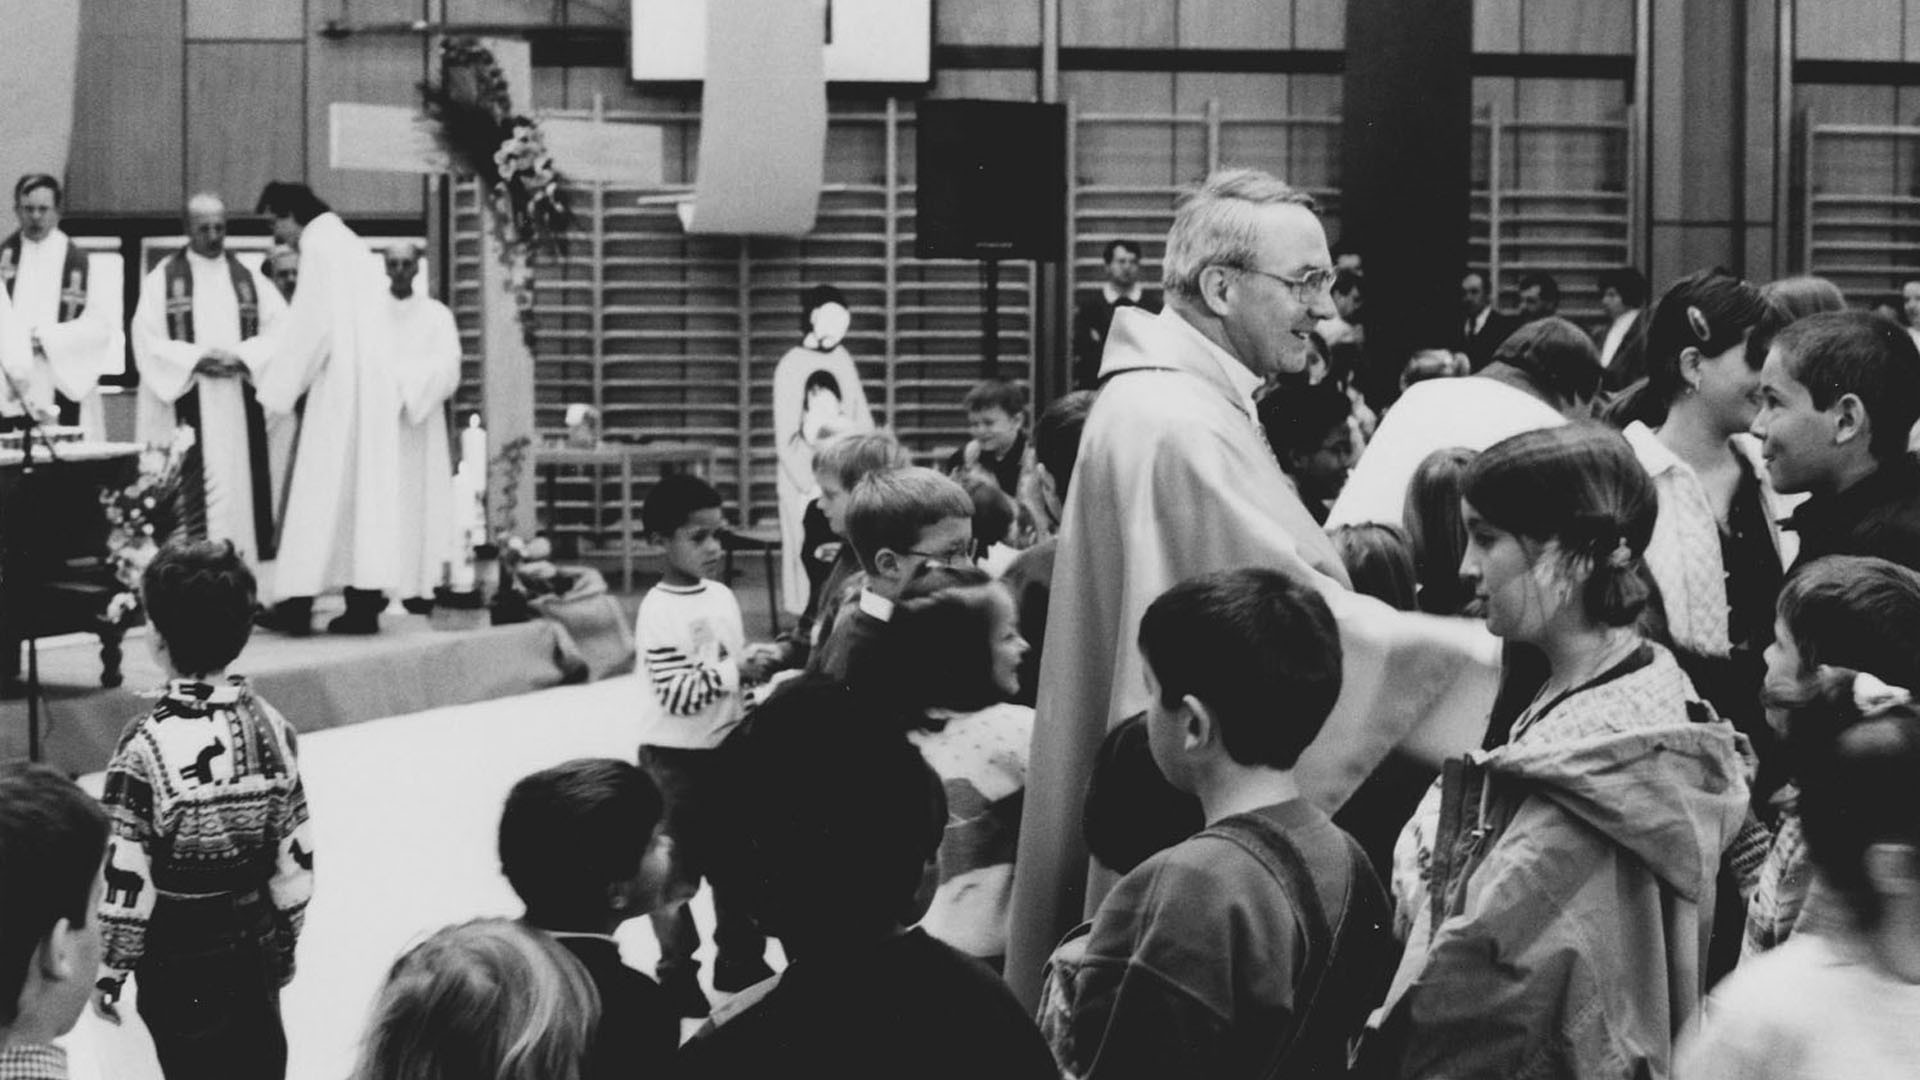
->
[[1785, 456, 1920, 573], [1596, 309, 1649, 393], [1461, 310, 1523, 373]]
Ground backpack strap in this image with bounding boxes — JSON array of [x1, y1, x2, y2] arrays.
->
[[1201, 812, 1362, 1080]]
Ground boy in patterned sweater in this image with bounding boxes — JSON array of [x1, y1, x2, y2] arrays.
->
[[93, 540, 314, 1080], [635, 474, 773, 1018]]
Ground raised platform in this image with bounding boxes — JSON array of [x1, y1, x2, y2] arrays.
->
[[0, 612, 586, 775]]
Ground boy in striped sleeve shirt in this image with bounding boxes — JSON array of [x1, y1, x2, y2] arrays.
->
[[634, 474, 773, 1018]]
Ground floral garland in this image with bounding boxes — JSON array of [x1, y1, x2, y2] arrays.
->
[[420, 37, 574, 348], [99, 427, 202, 629]]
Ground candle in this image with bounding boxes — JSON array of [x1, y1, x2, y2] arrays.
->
[[461, 414, 488, 473]]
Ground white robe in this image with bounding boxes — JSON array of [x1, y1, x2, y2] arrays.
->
[[253, 213, 401, 600], [0, 287, 33, 413], [130, 253, 287, 566], [771, 344, 873, 614], [3, 229, 123, 437], [384, 292, 462, 599]]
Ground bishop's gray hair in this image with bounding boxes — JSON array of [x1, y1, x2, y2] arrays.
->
[[1161, 168, 1317, 304]]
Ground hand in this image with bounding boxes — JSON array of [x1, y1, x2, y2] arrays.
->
[[739, 651, 777, 684], [92, 978, 123, 1025]]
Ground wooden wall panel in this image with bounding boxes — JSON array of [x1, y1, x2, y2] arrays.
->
[[1177, 0, 1290, 49], [69, 0, 183, 214], [936, 0, 1042, 46], [1798, 0, 1901, 61], [1294, 0, 1346, 49], [929, 68, 1039, 101], [1474, 0, 1523, 52], [1909, 0, 1920, 62], [445, 0, 551, 25], [1177, 73, 1290, 179], [1521, 0, 1632, 55], [1514, 79, 1623, 191], [1287, 74, 1343, 199], [1800, 85, 1899, 197], [185, 0, 302, 40], [308, 36, 428, 214], [1064, 72, 1176, 185], [1064, 0, 1176, 47], [186, 43, 306, 209]]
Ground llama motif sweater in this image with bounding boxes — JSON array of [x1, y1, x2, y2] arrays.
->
[[98, 677, 314, 984], [635, 580, 745, 750]]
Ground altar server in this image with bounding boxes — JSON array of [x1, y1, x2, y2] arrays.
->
[[380, 243, 461, 610], [131, 194, 288, 568], [0, 174, 123, 437]]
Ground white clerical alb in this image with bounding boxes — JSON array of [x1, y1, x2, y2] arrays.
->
[[254, 212, 403, 602], [5, 229, 123, 437], [130, 251, 287, 566], [384, 290, 463, 600]]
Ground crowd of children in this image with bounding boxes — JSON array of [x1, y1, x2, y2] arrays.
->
[[10, 255, 1920, 1080]]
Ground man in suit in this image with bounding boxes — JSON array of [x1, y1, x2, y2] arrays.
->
[[1458, 268, 1520, 372], [1516, 270, 1560, 322], [1072, 239, 1162, 389], [1595, 266, 1650, 392]]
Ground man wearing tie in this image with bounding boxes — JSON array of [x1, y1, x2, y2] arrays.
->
[[0, 175, 123, 437]]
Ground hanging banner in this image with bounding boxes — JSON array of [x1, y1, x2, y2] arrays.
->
[[679, 0, 827, 236], [0, 0, 80, 196]]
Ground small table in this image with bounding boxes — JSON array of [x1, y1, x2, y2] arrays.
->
[[534, 442, 718, 592]]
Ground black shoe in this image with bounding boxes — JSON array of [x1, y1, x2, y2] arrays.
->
[[659, 972, 711, 1019], [712, 957, 776, 994], [401, 597, 435, 616], [325, 611, 382, 635], [260, 599, 314, 637], [328, 589, 388, 634]]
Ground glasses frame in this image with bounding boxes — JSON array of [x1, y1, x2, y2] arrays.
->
[[1232, 264, 1336, 300]]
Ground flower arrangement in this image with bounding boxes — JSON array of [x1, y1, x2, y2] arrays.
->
[[99, 426, 203, 628], [419, 37, 574, 346]]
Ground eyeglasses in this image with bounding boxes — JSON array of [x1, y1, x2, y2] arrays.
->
[[902, 545, 976, 567], [1235, 265, 1336, 299]]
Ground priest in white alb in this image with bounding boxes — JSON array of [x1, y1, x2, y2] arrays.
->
[[252, 181, 402, 636], [130, 193, 288, 569], [1, 174, 124, 437], [380, 243, 461, 612]]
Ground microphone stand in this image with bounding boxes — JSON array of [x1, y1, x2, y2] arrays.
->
[[1, 354, 62, 763]]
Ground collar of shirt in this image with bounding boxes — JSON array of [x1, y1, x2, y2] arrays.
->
[[0, 1043, 68, 1080], [1161, 307, 1264, 419], [162, 677, 242, 709], [1102, 282, 1144, 306], [858, 587, 895, 622], [1470, 306, 1490, 335]]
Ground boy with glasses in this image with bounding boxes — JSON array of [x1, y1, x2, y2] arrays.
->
[[815, 466, 974, 688]]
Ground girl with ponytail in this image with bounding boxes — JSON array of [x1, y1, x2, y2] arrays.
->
[[1381, 423, 1751, 1079], [1606, 270, 1795, 758]]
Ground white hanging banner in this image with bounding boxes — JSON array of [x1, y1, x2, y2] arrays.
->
[[679, 0, 827, 236], [0, 1, 80, 198], [632, 0, 929, 83]]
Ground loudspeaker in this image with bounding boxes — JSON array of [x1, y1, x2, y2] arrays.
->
[[914, 100, 1067, 262]]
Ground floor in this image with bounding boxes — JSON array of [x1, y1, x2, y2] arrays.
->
[[63, 675, 784, 1080]]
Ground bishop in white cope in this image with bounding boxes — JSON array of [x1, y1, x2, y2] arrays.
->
[[130, 194, 288, 567], [1, 174, 123, 437], [253, 182, 402, 635], [380, 244, 461, 607]]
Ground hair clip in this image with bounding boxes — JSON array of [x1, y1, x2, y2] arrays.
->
[[1606, 538, 1633, 569], [1852, 671, 1912, 717], [1686, 305, 1711, 343]]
